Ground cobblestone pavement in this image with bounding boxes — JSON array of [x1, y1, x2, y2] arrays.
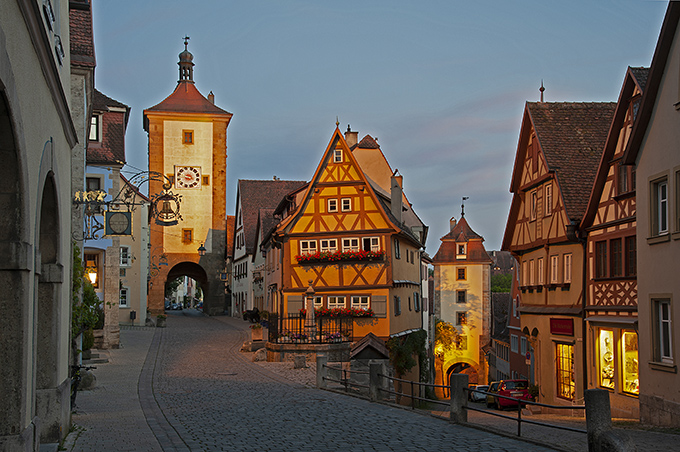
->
[[149, 311, 554, 451]]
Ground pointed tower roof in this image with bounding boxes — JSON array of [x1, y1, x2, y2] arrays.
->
[[433, 216, 492, 264], [143, 40, 231, 131]]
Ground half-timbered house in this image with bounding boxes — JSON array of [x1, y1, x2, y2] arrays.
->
[[581, 67, 648, 419], [502, 101, 615, 408], [272, 127, 428, 341]]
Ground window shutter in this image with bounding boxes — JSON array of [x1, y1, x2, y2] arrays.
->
[[287, 296, 303, 314], [372, 296, 387, 317]]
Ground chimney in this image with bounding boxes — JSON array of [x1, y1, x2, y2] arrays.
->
[[208, 91, 215, 104], [345, 124, 358, 148], [391, 171, 403, 224], [449, 216, 457, 232]]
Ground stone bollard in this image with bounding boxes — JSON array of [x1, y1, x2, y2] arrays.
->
[[449, 373, 469, 424], [369, 362, 383, 402], [585, 388, 636, 452], [316, 354, 327, 389]]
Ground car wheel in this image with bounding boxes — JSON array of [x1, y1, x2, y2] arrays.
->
[[486, 400, 493, 408]]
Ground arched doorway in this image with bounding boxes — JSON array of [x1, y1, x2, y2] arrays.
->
[[0, 89, 31, 445], [165, 262, 208, 310], [441, 362, 479, 397], [36, 174, 65, 442]]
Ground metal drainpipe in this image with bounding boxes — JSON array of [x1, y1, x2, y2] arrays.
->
[[580, 233, 588, 399]]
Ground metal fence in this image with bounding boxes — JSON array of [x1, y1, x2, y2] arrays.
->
[[267, 313, 353, 344]]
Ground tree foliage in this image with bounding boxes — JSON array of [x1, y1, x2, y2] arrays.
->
[[165, 277, 183, 299], [71, 242, 102, 339], [491, 273, 512, 293]]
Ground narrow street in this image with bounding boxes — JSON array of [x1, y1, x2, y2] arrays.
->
[[68, 311, 556, 451]]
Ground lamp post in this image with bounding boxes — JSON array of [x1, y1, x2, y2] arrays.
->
[[304, 280, 316, 340]]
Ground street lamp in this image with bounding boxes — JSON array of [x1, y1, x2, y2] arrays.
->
[[197, 243, 206, 256]]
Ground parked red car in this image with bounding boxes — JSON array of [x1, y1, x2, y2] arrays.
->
[[489, 379, 532, 409]]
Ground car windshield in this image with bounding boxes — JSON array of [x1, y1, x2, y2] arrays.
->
[[489, 382, 499, 391], [504, 381, 528, 390]]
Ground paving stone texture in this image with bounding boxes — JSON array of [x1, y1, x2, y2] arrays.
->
[[64, 310, 679, 451]]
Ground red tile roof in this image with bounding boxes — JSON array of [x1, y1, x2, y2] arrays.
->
[[87, 89, 130, 165], [145, 81, 232, 116], [433, 216, 492, 263], [528, 102, 615, 222], [69, 0, 95, 68], [238, 180, 307, 255], [356, 135, 380, 149]]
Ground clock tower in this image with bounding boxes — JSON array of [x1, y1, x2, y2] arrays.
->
[[143, 39, 232, 315]]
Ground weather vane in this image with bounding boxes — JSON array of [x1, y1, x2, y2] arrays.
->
[[461, 196, 469, 217], [183, 35, 190, 49]]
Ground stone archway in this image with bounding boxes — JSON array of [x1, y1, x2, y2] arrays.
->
[[165, 262, 208, 309], [0, 89, 31, 446], [35, 174, 67, 443]]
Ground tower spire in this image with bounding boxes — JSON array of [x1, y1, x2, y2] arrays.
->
[[178, 36, 195, 83], [539, 80, 545, 102]]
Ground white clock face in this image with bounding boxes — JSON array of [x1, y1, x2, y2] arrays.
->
[[175, 166, 201, 189]]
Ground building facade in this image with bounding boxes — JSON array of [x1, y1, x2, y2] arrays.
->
[[623, 2, 680, 427], [580, 67, 648, 419], [503, 101, 615, 407], [143, 42, 232, 316], [433, 214, 492, 388]]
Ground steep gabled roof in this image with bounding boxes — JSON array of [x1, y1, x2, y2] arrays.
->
[[238, 179, 307, 255], [69, 0, 95, 68], [528, 102, 615, 223], [581, 67, 649, 229], [433, 216, 492, 263], [624, 2, 680, 165], [87, 89, 130, 165]]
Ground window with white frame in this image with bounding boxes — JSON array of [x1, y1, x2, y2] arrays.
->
[[521, 337, 528, 355], [530, 190, 537, 221], [300, 240, 317, 255], [537, 257, 544, 286], [529, 259, 535, 286], [334, 148, 343, 163], [394, 296, 401, 316], [511, 334, 519, 353], [652, 178, 668, 235], [563, 254, 572, 283], [342, 238, 359, 252], [311, 296, 323, 309], [457, 243, 467, 257], [522, 260, 528, 286], [328, 296, 345, 309], [653, 299, 673, 363], [328, 198, 338, 213], [89, 114, 100, 141], [394, 238, 401, 259], [320, 239, 337, 253], [120, 246, 130, 267], [119, 286, 129, 307], [545, 183, 553, 216], [341, 198, 351, 212], [351, 295, 370, 310], [362, 237, 380, 252], [413, 292, 420, 312], [550, 255, 559, 284]]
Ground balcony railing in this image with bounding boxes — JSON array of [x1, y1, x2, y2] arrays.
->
[[268, 313, 353, 344]]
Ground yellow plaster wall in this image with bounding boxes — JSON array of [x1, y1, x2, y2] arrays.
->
[[163, 119, 214, 254]]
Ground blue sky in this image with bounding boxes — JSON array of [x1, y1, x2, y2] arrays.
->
[[92, 1, 668, 252]]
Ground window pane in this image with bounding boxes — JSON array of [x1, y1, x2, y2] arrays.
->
[[625, 236, 636, 276], [598, 330, 615, 389], [556, 343, 575, 400], [595, 242, 607, 278], [610, 239, 622, 277], [621, 331, 639, 394]]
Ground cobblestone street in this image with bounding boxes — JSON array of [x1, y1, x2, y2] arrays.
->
[[68, 311, 556, 451]]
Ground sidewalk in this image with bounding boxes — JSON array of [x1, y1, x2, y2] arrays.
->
[[63, 326, 163, 452]]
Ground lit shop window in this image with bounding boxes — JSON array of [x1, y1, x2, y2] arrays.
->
[[556, 342, 575, 400], [598, 330, 615, 390], [622, 331, 639, 395]]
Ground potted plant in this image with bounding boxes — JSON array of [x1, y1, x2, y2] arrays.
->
[[250, 322, 264, 341], [156, 314, 167, 328]]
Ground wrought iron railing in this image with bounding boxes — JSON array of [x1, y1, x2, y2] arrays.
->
[[267, 313, 353, 344]]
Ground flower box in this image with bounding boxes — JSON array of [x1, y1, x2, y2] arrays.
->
[[295, 249, 385, 264]]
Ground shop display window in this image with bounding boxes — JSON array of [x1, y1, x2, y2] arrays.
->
[[621, 331, 639, 395], [556, 342, 575, 400], [598, 329, 615, 390]]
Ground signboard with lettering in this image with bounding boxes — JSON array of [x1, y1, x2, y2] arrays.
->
[[550, 318, 574, 336]]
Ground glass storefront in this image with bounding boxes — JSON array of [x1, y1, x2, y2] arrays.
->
[[556, 342, 575, 400], [598, 329, 615, 389], [621, 331, 639, 395], [595, 328, 638, 395]]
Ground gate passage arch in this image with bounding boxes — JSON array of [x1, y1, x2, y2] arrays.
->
[[164, 261, 208, 306]]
